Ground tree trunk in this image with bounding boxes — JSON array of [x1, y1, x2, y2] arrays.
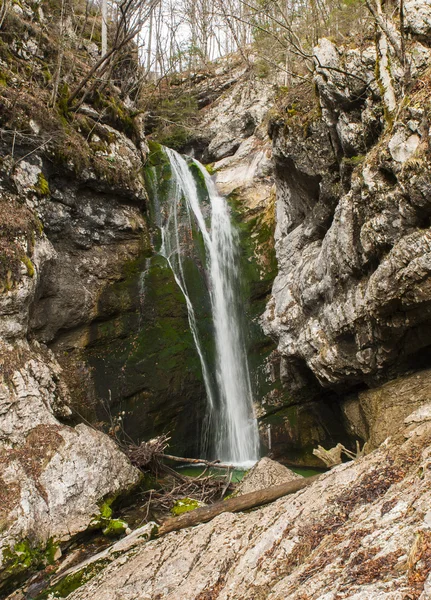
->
[[160, 454, 236, 470], [101, 0, 108, 56], [158, 473, 321, 536]]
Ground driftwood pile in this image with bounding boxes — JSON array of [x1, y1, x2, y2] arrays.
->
[[124, 435, 324, 536], [125, 435, 237, 518]]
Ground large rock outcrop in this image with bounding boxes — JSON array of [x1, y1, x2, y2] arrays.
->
[[1, 0, 213, 459], [0, 340, 141, 591], [0, 165, 142, 588], [0, 0, 163, 587], [263, 19, 431, 432]]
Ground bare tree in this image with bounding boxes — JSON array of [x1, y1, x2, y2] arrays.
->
[[0, 0, 9, 29], [101, 0, 108, 56], [67, 0, 160, 107]]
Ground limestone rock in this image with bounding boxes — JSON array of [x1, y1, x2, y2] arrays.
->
[[388, 128, 421, 163], [235, 457, 301, 496], [262, 33, 431, 417], [405, 403, 431, 424], [405, 0, 431, 40], [0, 348, 141, 577], [342, 369, 431, 448], [200, 76, 274, 162]]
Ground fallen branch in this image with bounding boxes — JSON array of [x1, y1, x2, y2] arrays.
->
[[124, 436, 237, 518], [313, 441, 370, 467], [158, 473, 321, 536], [161, 454, 236, 470]]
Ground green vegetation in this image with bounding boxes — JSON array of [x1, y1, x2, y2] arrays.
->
[[171, 497, 203, 516], [21, 255, 35, 277], [145, 93, 198, 150], [35, 559, 110, 599], [35, 172, 50, 196], [204, 163, 215, 175], [89, 499, 129, 538], [93, 91, 138, 139], [342, 155, 365, 167], [1, 538, 60, 595]]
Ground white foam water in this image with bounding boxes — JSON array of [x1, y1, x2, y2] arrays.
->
[[161, 147, 259, 465]]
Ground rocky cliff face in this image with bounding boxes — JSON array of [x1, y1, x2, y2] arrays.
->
[[0, 0, 154, 587], [263, 4, 431, 451], [4, 0, 431, 593]]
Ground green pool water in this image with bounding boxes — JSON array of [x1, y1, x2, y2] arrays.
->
[[176, 464, 324, 481], [177, 466, 247, 482], [290, 466, 325, 477]]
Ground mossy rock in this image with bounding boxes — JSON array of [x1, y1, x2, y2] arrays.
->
[[171, 497, 205, 516], [35, 559, 110, 599], [34, 172, 50, 197], [102, 519, 128, 537], [21, 254, 34, 277], [85, 251, 212, 456], [1, 538, 60, 596]]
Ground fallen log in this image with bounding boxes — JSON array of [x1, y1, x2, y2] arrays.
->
[[157, 473, 321, 536], [161, 454, 235, 470]]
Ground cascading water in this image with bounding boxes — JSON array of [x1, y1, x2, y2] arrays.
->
[[159, 147, 260, 465]]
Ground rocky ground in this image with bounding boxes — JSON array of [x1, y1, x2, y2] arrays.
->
[[19, 402, 431, 600]]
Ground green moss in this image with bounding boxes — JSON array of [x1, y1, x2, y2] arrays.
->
[[99, 499, 113, 520], [57, 83, 70, 121], [86, 246, 211, 455], [42, 67, 52, 84], [44, 538, 60, 564], [171, 497, 203, 516], [102, 519, 128, 537], [374, 50, 395, 128], [21, 255, 34, 277], [35, 559, 109, 599], [342, 154, 365, 167], [286, 102, 300, 118], [92, 91, 138, 139], [3, 539, 43, 574], [1, 537, 60, 595], [189, 161, 206, 190], [89, 499, 128, 538], [0, 69, 9, 87], [35, 172, 50, 197], [205, 163, 215, 175]]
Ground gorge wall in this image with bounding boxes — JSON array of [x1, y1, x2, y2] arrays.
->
[[3, 0, 431, 591], [262, 14, 431, 449]]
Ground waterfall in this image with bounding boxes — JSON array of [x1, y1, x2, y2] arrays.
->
[[160, 147, 260, 466]]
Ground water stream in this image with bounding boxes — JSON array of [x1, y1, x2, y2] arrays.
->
[[159, 147, 260, 466]]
